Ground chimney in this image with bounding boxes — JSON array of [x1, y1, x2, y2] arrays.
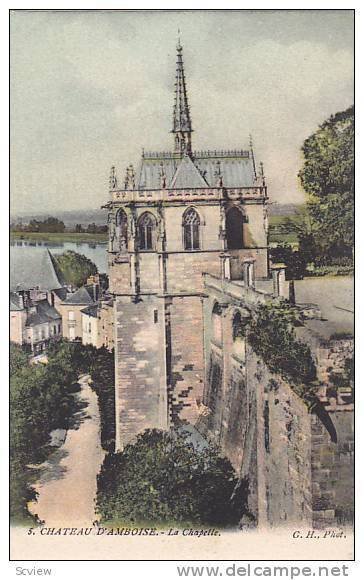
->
[[271, 263, 286, 297], [243, 258, 256, 288]]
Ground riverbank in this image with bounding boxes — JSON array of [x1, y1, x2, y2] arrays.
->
[[11, 231, 108, 243]]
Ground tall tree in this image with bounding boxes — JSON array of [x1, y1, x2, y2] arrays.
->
[[298, 106, 354, 259]]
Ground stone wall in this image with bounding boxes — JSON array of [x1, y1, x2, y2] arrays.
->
[[168, 296, 205, 423], [199, 274, 353, 529], [311, 410, 354, 528], [249, 356, 313, 527], [114, 295, 168, 450]]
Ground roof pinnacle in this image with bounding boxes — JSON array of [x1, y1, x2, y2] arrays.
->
[[249, 134, 257, 181]]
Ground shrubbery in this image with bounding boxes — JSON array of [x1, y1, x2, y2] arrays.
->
[[96, 429, 248, 527], [246, 302, 317, 393], [54, 250, 98, 287], [84, 346, 116, 452], [245, 302, 338, 442], [270, 244, 307, 280]]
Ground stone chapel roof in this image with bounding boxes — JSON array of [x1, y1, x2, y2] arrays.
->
[[112, 40, 262, 193], [137, 149, 257, 190]]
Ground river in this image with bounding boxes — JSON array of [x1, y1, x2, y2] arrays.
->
[[11, 238, 108, 274]]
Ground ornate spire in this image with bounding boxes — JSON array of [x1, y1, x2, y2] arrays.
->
[[172, 36, 193, 156]]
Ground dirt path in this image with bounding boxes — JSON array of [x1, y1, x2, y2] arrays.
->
[[29, 376, 105, 526]]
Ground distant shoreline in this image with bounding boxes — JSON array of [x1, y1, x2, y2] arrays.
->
[[10, 231, 108, 244]]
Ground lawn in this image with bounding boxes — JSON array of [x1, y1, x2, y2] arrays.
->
[[10, 231, 108, 243], [268, 215, 299, 245]]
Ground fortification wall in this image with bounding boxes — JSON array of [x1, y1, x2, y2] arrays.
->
[[199, 276, 354, 529]]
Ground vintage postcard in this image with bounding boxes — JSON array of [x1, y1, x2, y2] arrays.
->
[[9, 8, 354, 562]]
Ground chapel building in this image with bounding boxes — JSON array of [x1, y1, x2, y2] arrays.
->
[[106, 40, 270, 451]]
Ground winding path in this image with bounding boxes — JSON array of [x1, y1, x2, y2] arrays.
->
[[29, 375, 105, 526]]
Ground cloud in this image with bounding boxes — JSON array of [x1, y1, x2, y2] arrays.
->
[[10, 10, 353, 214]]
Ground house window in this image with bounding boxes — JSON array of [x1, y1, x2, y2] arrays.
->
[[68, 311, 75, 320], [183, 208, 200, 250], [138, 212, 156, 250]]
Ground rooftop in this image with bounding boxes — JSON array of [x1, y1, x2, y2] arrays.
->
[[10, 249, 65, 292], [62, 284, 99, 305], [137, 149, 258, 190], [81, 304, 98, 318]]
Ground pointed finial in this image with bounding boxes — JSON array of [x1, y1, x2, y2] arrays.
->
[[159, 162, 167, 189], [214, 161, 223, 187], [124, 164, 135, 189], [260, 161, 266, 187], [177, 29, 182, 51], [129, 164, 135, 189], [250, 134, 257, 181], [109, 166, 117, 190]]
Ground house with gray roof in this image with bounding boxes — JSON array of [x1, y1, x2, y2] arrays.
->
[[10, 294, 62, 354], [56, 282, 100, 341]]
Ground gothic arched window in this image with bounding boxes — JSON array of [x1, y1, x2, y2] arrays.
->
[[226, 207, 244, 250], [138, 212, 156, 250], [116, 209, 128, 251], [183, 208, 200, 250]]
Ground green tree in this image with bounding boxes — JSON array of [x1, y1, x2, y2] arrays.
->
[[270, 244, 307, 280], [54, 250, 97, 287], [10, 339, 87, 523], [97, 429, 248, 527], [10, 342, 28, 376], [298, 106, 354, 261]]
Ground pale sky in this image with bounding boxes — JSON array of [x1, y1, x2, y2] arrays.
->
[[10, 9, 354, 215]]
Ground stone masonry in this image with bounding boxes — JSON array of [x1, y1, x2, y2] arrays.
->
[[105, 40, 353, 529]]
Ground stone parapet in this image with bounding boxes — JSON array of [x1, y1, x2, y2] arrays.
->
[[111, 186, 266, 203]]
